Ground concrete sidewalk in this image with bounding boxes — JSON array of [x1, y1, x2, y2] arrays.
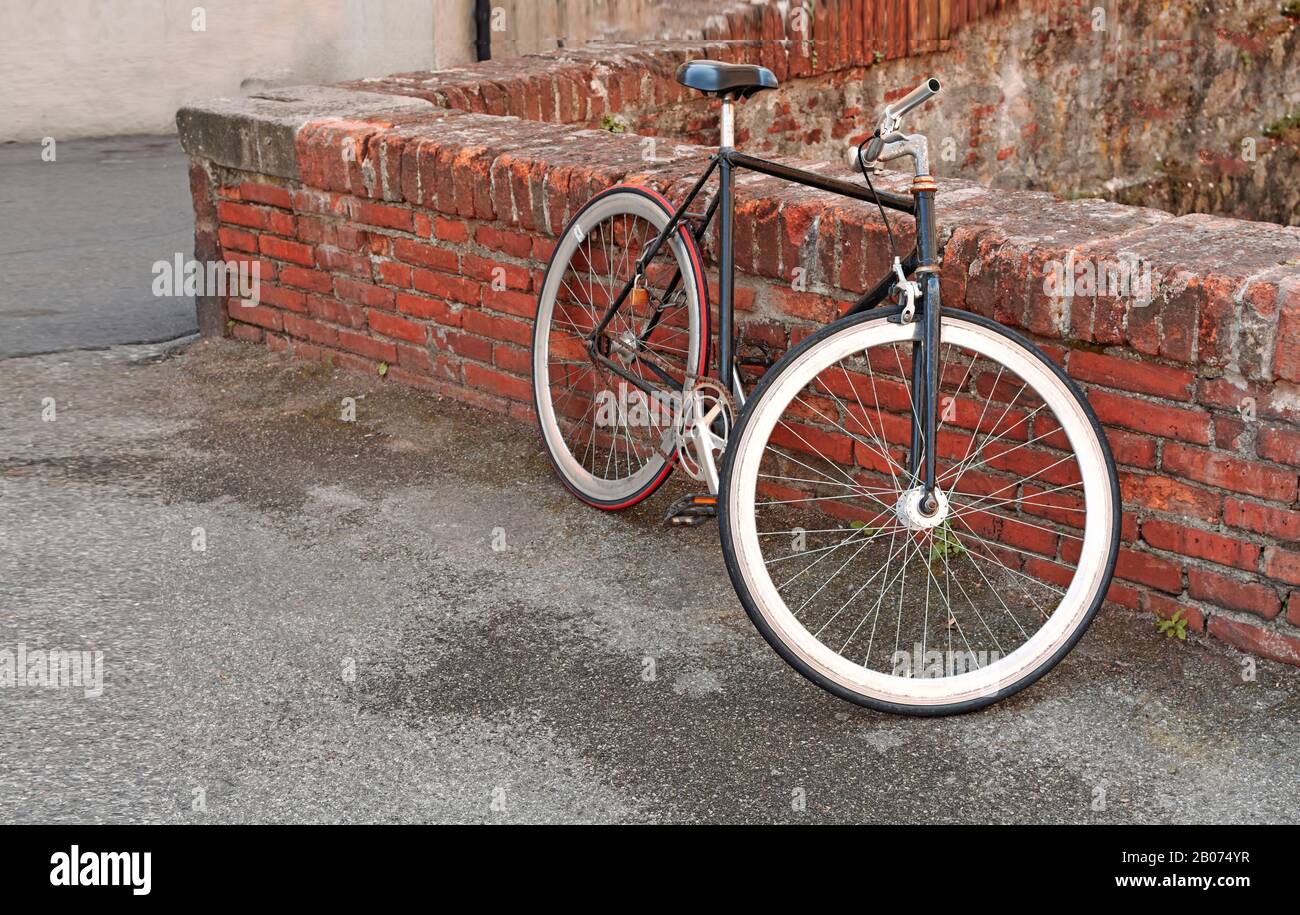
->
[[2, 340, 1297, 824]]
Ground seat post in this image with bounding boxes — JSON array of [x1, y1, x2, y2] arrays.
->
[[717, 100, 735, 392], [719, 95, 735, 149]]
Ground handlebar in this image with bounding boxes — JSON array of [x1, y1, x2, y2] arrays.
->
[[860, 77, 941, 168], [885, 77, 941, 121]]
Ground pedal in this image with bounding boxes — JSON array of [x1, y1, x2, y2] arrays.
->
[[664, 493, 717, 527]]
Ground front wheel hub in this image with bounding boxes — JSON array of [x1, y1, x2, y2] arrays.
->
[[895, 486, 949, 530]]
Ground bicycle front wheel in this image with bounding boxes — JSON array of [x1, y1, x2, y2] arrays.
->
[[719, 307, 1120, 715]]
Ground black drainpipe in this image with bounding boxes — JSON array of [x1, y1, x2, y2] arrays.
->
[[474, 0, 491, 61]]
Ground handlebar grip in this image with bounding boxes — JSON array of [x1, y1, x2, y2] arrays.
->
[[885, 77, 941, 120]]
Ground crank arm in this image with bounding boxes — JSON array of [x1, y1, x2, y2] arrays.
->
[[688, 401, 725, 495]]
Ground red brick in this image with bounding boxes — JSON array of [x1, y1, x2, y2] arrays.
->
[[230, 323, 263, 343], [435, 216, 469, 243], [1223, 498, 1300, 540], [257, 283, 308, 313], [332, 224, 371, 252], [772, 419, 854, 466], [1214, 416, 1247, 450], [475, 225, 532, 258], [482, 286, 537, 319], [413, 269, 480, 305], [1274, 284, 1300, 383], [218, 226, 258, 254], [493, 343, 532, 375], [1197, 275, 1240, 368], [282, 312, 339, 347], [1208, 615, 1300, 667], [239, 182, 293, 209], [258, 235, 315, 267], [368, 310, 428, 345], [1143, 592, 1206, 632], [533, 236, 556, 262], [376, 260, 413, 289], [1113, 547, 1183, 593], [223, 255, 276, 285], [394, 238, 458, 272], [1187, 567, 1280, 619], [1257, 426, 1300, 467], [463, 253, 530, 291], [334, 276, 394, 310], [1263, 547, 1300, 586], [217, 200, 273, 230], [315, 246, 371, 277], [1291, 592, 1300, 627], [1106, 580, 1141, 610], [1163, 442, 1298, 502], [463, 362, 531, 402], [462, 310, 531, 347], [352, 200, 413, 232], [218, 201, 295, 236], [705, 280, 755, 312], [436, 329, 493, 363], [229, 302, 282, 332], [397, 292, 461, 326], [306, 295, 364, 329], [1141, 519, 1260, 572], [395, 342, 434, 373], [1088, 389, 1211, 445], [771, 287, 843, 322], [1118, 471, 1222, 523], [295, 215, 327, 245], [291, 189, 348, 217], [778, 196, 822, 279], [1067, 350, 1194, 401], [1107, 428, 1158, 469], [280, 266, 334, 294], [336, 329, 397, 363], [1199, 376, 1300, 424]]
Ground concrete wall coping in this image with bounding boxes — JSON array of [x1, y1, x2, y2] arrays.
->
[[177, 87, 436, 180]]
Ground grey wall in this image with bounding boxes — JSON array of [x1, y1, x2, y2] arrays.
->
[[0, 0, 669, 142], [0, 0, 447, 141]]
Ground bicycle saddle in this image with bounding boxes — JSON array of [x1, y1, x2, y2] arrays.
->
[[675, 60, 778, 99]]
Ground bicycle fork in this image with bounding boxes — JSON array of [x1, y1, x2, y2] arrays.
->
[[907, 177, 942, 514]]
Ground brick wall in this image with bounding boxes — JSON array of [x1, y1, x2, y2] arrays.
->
[[343, 0, 1300, 225], [180, 1, 1300, 669], [342, 0, 1011, 154]]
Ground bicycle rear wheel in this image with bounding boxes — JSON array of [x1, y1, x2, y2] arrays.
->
[[719, 307, 1120, 715], [531, 186, 709, 509]]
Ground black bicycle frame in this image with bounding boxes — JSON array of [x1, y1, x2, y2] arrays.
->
[[587, 149, 943, 499]]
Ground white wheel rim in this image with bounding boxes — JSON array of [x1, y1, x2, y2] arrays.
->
[[533, 193, 702, 503], [727, 315, 1114, 707]]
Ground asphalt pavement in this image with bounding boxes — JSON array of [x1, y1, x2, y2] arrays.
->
[[1, 338, 1298, 824], [0, 135, 197, 358]]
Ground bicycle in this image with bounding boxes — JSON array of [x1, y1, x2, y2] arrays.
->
[[530, 60, 1121, 715]]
